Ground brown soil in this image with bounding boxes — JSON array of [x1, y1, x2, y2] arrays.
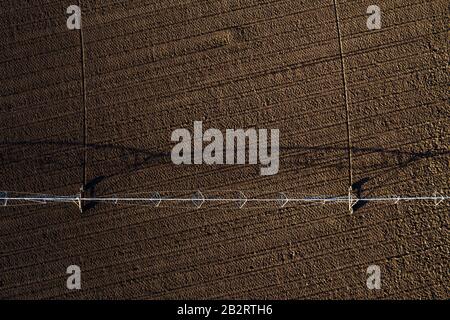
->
[[0, 0, 448, 299]]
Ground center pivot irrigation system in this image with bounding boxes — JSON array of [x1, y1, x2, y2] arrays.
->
[[0, 188, 447, 214]]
